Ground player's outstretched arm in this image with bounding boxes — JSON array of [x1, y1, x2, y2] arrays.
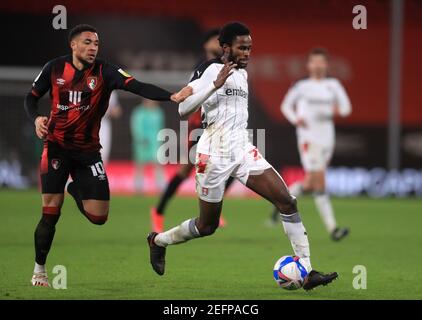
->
[[104, 63, 192, 103], [179, 62, 236, 117], [170, 86, 193, 103], [125, 80, 174, 101]]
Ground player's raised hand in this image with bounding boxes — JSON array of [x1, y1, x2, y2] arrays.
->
[[213, 62, 237, 88], [171, 86, 193, 103], [34, 116, 49, 139]]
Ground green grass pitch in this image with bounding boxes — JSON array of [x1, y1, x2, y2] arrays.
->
[[1, 189, 421, 299]]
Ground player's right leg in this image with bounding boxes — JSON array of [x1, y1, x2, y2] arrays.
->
[[151, 163, 194, 232], [32, 142, 69, 287], [147, 153, 227, 275], [147, 199, 222, 275]]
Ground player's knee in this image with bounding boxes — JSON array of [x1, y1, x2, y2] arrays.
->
[[275, 196, 297, 215], [197, 223, 218, 237], [39, 207, 61, 226], [85, 211, 108, 225]]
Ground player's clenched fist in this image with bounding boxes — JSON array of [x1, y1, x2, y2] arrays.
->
[[213, 62, 237, 88], [171, 86, 193, 103], [34, 116, 49, 139]]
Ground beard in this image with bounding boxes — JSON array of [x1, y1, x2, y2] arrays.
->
[[229, 51, 247, 69]]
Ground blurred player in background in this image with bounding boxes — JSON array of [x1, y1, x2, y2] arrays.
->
[[131, 98, 165, 193], [150, 28, 233, 232], [269, 48, 351, 241], [99, 91, 122, 164], [147, 23, 338, 290], [24, 24, 192, 287]]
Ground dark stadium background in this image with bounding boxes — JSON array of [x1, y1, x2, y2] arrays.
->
[[0, 0, 421, 196]]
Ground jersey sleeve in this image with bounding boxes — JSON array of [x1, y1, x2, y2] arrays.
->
[[281, 82, 301, 124], [178, 64, 219, 117], [102, 62, 134, 90], [188, 63, 219, 93], [332, 79, 352, 117], [31, 61, 53, 98], [102, 62, 172, 100]]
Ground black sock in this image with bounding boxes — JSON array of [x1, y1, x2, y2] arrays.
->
[[225, 176, 235, 189], [156, 174, 184, 215], [34, 214, 60, 265]]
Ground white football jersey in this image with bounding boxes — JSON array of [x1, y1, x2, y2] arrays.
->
[[281, 77, 351, 147], [188, 59, 250, 157]]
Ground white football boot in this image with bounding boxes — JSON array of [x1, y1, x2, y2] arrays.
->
[[31, 272, 50, 287]]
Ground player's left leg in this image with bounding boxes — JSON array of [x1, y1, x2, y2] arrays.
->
[[67, 153, 110, 225], [245, 167, 312, 266], [246, 167, 338, 290], [238, 145, 338, 290]]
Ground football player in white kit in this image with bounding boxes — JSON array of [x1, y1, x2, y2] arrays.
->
[[147, 23, 338, 290], [271, 48, 351, 241]]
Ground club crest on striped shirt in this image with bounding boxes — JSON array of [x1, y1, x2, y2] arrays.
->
[[87, 77, 97, 90]]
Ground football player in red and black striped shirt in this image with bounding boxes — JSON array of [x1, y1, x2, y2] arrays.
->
[[24, 24, 192, 287]]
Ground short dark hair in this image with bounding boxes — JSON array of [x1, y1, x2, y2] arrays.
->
[[218, 22, 250, 47], [308, 47, 329, 59], [68, 24, 98, 43], [202, 28, 220, 45]]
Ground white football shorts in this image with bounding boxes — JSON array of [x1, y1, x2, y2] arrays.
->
[[195, 144, 272, 203]]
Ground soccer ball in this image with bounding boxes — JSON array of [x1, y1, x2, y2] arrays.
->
[[273, 255, 309, 290]]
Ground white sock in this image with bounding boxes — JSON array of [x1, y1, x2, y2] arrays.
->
[[280, 212, 312, 271], [289, 182, 304, 197], [154, 218, 201, 247], [34, 262, 46, 274], [314, 193, 337, 233]]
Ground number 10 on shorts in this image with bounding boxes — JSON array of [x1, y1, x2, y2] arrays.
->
[[89, 161, 106, 179]]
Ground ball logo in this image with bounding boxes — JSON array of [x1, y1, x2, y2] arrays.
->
[[87, 77, 97, 90], [51, 159, 61, 170]]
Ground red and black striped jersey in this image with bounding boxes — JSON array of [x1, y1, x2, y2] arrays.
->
[[31, 55, 137, 152]]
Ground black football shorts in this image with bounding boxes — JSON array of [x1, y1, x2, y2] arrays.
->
[[40, 141, 110, 200]]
